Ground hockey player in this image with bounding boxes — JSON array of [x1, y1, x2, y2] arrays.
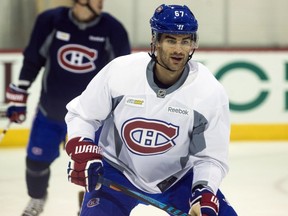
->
[[5, 0, 130, 215], [64, 4, 237, 216]]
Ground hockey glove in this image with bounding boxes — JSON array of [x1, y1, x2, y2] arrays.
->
[[189, 186, 219, 216], [65, 137, 103, 192], [6, 83, 28, 123]]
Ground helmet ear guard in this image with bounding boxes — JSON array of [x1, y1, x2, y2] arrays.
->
[[191, 32, 199, 49]]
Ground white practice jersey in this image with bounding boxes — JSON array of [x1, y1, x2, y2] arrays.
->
[[65, 52, 230, 194]]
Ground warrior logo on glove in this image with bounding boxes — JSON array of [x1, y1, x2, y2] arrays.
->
[[74, 144, 102, 155]]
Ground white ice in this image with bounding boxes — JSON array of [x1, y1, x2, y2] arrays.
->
[[0, 141, 288, 216]]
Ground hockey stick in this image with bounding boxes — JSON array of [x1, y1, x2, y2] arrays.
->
[[0, 121, 12, 143], [98, 176, 191, 216], [0, 110, 6, 118]]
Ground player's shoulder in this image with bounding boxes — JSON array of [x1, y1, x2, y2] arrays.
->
[[188, 60, 208, 72], [101, 12, 121, 22], [103, 52, 150, 76], [37, 6, 69, 21], [188, 60, 226, 92], [100, 12, 126, 28], [111, 52, 150, 65], [188, 60, 216, 80]]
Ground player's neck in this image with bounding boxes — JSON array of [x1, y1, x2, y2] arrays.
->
[[154, 65, 183, 87], [72, 6, 98, 22]]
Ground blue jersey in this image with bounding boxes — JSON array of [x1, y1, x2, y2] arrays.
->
[[19, 7, 131, 121]]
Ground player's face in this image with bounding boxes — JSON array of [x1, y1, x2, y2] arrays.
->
[[156, 34, 193, 72], [87, 0, 103, 15], [75, 0, 103, 17]]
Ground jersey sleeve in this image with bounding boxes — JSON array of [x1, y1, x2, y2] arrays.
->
[[107, 15, 131, 58], [18, 9, 56, 88], [190, 66, 231, 193], [192, 101, 230, 193], [65, 61, 114, 141]]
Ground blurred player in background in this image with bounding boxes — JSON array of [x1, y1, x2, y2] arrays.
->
[[64, 4, 237, 216], [5, 0, 130, 215]]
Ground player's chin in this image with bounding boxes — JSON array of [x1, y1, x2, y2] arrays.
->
[[169, 65, 184, 72], [170, 60, 185, 69]]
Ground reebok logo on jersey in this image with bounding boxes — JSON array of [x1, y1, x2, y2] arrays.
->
[[125, 97, 145, 107], [89, 36, 105, 42], [56, 31, 70, 41], [168, 106, 190, 115]]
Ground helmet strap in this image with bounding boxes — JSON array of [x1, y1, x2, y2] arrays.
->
[[149, 43, 177, 72], [75, 0, 99, 18], [188, 49, 196, 61]]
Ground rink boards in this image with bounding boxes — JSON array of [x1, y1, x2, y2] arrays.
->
[[1, 49, 288, 146]]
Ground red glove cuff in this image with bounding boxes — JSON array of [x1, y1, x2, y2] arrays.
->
[[200, 192, 219, 213], [190, 186, 219, 216]]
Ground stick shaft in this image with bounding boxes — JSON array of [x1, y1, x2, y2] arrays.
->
[[0, 121, 12, 143], [98, 176, 190, 216]]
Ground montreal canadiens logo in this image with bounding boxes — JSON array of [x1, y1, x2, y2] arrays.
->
[[87, 198, 100, 208], [57, 44, 97, 73], [121, 118, 179, 155]]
